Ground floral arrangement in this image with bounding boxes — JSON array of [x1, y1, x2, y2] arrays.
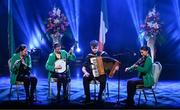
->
[[46, 7, 69, 43], [140, 8, 161, 41]]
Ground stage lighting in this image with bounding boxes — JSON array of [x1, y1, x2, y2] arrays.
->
[[61, 0, 80, 50], [76, 47, 81, 53], [126, 0, 144, 46], [77, 73, 80, 79]]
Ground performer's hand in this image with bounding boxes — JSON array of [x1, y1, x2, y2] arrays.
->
[[21, 58, 25, 64], [14, 59, 21, 67], [115, 66, 119, 71], [125, 67, 129, 72], [55, 65, 62, 69], [133, 64, 138, 68], [69, 49, 74, 55], [83, 72, 90, 77], [21, 58, 28, 67]]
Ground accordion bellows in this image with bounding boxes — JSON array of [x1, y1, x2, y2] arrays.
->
[[90, 57, 120, 78]]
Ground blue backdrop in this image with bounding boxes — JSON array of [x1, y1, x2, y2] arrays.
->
[[0, 0, 180, 80]]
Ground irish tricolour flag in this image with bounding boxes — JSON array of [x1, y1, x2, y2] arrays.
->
[[98, 0, 108, 52]]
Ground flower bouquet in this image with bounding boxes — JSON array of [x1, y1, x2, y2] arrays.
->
[[46, 7, 69, 44]]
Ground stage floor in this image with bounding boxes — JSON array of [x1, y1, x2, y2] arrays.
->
[[0, 76, 180, 109]]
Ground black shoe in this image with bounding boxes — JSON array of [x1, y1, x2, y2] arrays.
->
[[97, 99, 104, 103], [29, 95, 35, 103], [56, 94, 61, 101], [121, 99, 128, 103], [82, 98, 91, 104], [25, 97, 29, 104], [63, 96, 68, 102], [128, 100, 135, 105], [121, 99, 135, 105], [125, 102, 135, 107], [97, 96, 104, 103]]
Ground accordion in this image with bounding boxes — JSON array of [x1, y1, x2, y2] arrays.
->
[[90, 57, 120, 78]]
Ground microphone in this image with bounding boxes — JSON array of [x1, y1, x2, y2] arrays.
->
[[125, 48, 137, 56], [133, 52, 137, 56], [28, 50, 31, 54]]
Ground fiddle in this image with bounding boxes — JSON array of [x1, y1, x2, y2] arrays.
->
[[134, 57, 146, 66], [125, 57, 146, 72]]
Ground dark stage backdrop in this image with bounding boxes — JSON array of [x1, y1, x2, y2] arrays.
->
[[0, 0, 180, 80]]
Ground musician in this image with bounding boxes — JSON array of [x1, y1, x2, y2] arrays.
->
[[82, 40, 110, 103], [45, 43, 76, 101], [10, 44, 37, 102], [123, 46, 154, 106]]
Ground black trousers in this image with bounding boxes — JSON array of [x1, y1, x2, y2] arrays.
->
[[83, 74, 106, 100], [127, 77, 144, 102], [51, 73, 69, 98], [16, 74, 37, 99]]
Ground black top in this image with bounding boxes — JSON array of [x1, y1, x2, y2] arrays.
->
[[18, 61, 30, 77], [83, 51, 109, 76]]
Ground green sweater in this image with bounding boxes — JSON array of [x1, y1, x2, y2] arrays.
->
[[45, 50, 76, 81], [131, 56, 154, 87], [10, 53, 32, 84]]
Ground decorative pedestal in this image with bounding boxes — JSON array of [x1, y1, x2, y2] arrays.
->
[[147, 36, 156, 63]]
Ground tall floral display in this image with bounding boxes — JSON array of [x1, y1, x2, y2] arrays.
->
[[140, 7, 162, 62], [46, 7, 69, 44]]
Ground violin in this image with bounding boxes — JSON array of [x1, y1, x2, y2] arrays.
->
[[134, 57, 146, 66], [126, 56, 146, 72]]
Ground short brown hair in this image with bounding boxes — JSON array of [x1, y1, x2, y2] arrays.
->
[[53, 43, 61, 49], [90, 40, 98, 48]]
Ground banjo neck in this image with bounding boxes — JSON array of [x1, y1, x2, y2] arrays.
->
[[68, 41, 78, 54]]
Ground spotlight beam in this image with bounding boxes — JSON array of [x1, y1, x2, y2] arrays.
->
[[61, 0, 80, 48], [126, 0, 144, 46]]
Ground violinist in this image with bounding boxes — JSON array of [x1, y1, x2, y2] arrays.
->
[[122, 46, 154, 106]]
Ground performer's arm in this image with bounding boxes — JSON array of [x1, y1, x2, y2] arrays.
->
[[125, 65, 136, 72], [21, 55, 32, 70], [82, 66, 90, 77], [136, 58, 152, 73], [82, 55, 91, 77], [45, 54, 55, 72], [101, 51, 109, 57], [67, 50, 76, 61], [10, 54, 20, 74]]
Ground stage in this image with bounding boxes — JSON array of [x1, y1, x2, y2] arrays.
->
[[1, 0, 180, 109], [0, 76, 180, 109]]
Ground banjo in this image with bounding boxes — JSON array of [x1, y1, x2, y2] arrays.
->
[[54, 59, 67, 73], [54, 41, 77, 74]]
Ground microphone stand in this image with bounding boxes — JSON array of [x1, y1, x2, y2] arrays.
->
[[114, 66, 122, 107], [113, 52, 129, 106], [116, 69, 121, 104], [113, 51, 137, 106]]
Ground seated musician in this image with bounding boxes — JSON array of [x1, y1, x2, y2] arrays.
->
[[45, 43, 76, 101], [123, 46, 154, 106], [10, 44, 37, 103], [82, 40, 119, 103]]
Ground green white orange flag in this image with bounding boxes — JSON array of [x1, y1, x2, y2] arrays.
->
[[98, 0, 108, 52], [8, 0, 15, 57]]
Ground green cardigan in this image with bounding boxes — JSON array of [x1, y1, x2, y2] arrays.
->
[[131, 56, 154, 87], [45, 50, 76, 81], [10, 53, 32, 84]]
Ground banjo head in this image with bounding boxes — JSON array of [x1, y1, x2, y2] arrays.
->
[[54, 59, 66, 73]]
